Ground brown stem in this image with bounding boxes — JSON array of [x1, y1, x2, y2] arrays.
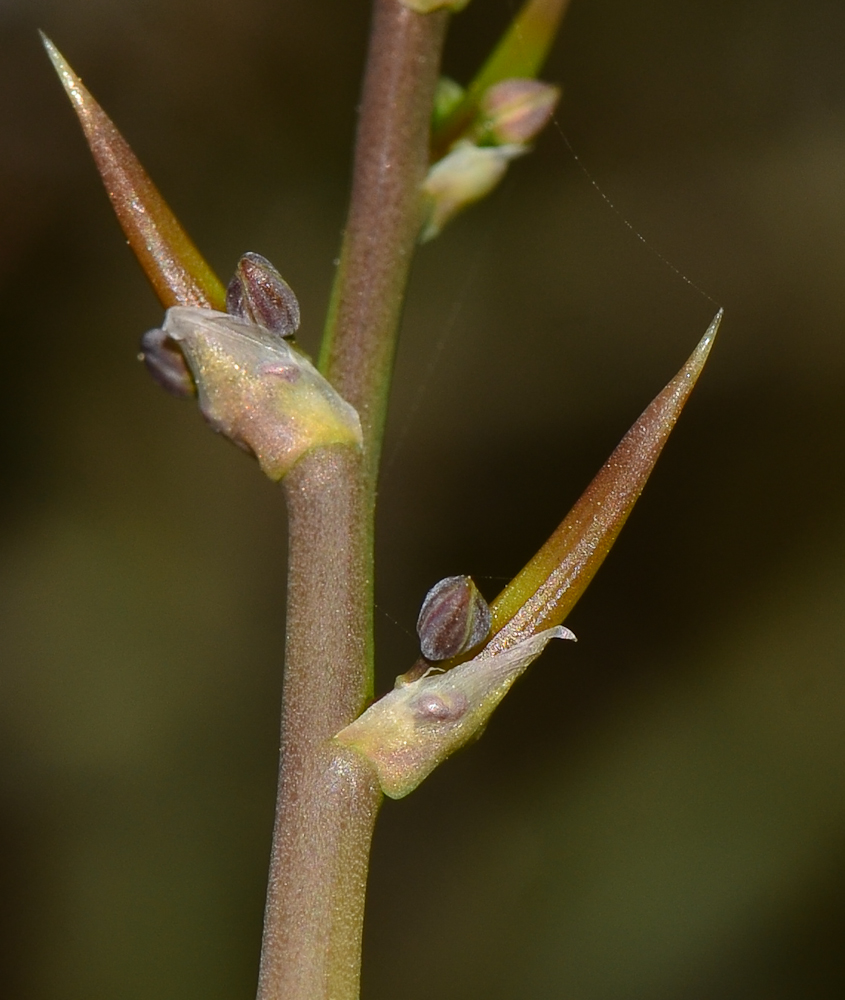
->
[[258, 446, 381, 1000], [258, 4, 448, 998], [320, 0, 449, 483]]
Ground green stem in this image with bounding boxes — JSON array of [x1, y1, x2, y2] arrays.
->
[[258, 3, 448, 998]]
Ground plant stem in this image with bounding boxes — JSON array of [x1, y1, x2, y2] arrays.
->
[[258, 3, 448, 998], [320, 0, 449, 485], [258, 446, 381, 1000]]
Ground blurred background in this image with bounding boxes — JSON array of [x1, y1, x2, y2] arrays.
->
[[2, 0, 845, 997]]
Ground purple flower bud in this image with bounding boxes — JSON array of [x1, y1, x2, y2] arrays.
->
[[477, 79, 560, 146], [226, 252, 301, 338], [416, 575, 491, 661]]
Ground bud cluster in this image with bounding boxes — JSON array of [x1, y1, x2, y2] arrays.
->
[[422, 76, 560, 240]]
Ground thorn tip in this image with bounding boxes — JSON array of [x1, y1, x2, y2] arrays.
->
[[688, 308, 723, 371], [40, 32, 83, 107]]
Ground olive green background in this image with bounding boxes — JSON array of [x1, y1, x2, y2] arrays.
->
[[2, 0, 845, 997]]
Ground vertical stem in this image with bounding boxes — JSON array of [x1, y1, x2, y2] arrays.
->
[[258, 446, 381, 1000], [320, 0, 449, 484], [258, 4, 448, 999]]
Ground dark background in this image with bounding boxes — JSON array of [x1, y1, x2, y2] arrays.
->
[[2, 0, 845, 997]]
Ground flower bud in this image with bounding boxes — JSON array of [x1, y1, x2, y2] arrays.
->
[[416, 575, 491, 661], [226, 252, 300, 338], [476, 79, 560, 146], [421, 140, 526, 241], [157, 306, 362, 480], [432, 76, 465, 129], [139, 326, 195, 399]]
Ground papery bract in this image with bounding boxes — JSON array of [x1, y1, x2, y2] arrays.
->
[[155, 308, 363, 480], [336, 625, 574, 798]]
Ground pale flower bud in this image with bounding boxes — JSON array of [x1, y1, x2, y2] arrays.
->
[[476, 79, 561, 146], [416, 575, 491, 661], [421, 140, 526, 241]]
